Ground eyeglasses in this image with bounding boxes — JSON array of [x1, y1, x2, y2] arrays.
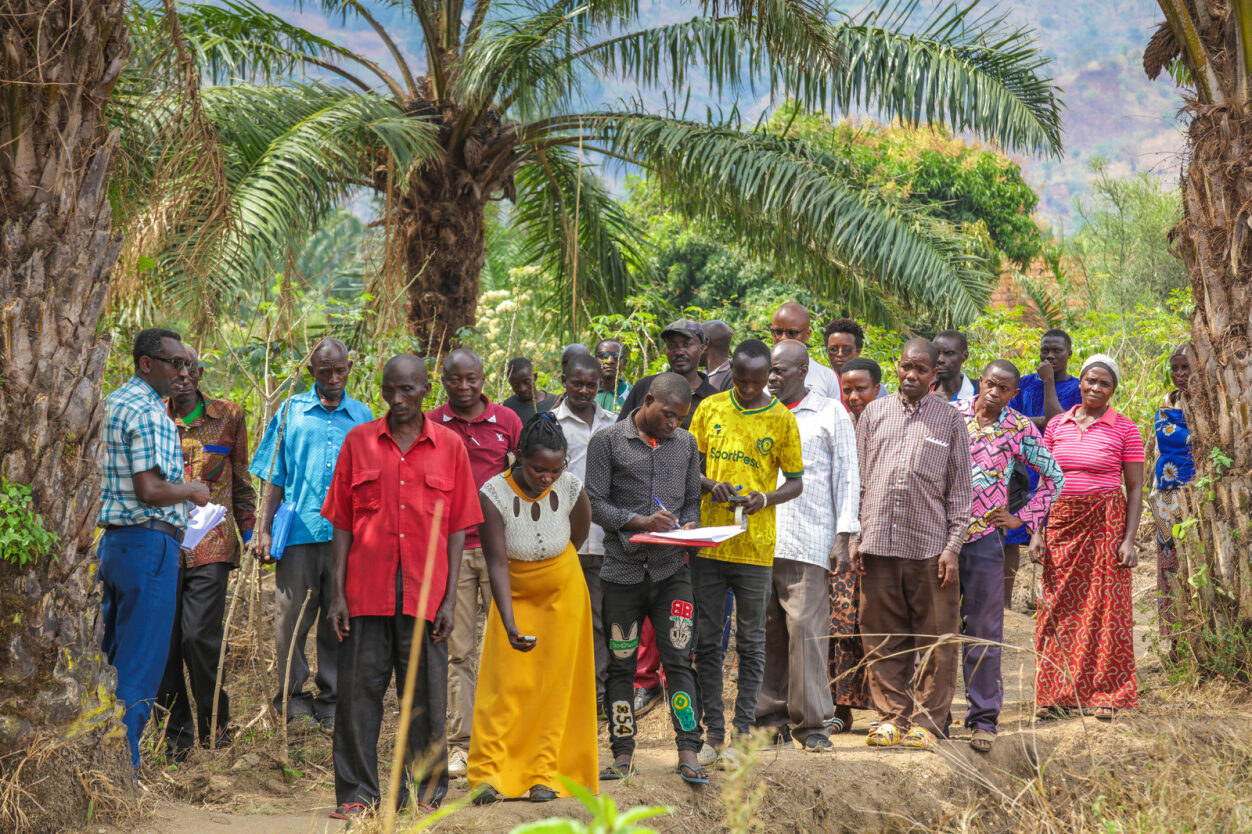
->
[[769, 327, 805, 339], [147, 354, 194, 371], [595, 352, 621, 361], [827, 345, 858, 356]]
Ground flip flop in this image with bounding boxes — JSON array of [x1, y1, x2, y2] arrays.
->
[[329, 802, 369, 820], [676, 762, 709, 785], [599, 761, 639, 780], [1094, 707, 1116, 721]]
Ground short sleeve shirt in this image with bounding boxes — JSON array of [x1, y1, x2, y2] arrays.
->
[[1044, 406, 1145, 494], [426, 398, 522, 548], [321, 416, 483, 621], [248, 389, 374, 546], [691, 391, 804, 566], [98, 376, 188, 529]]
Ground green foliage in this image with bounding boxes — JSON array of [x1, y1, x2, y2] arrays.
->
[[0, 480, 59, 568], [764, 104, 1043, 266], [506, 776, 671, 834], [1070, 159, 1187, 315]]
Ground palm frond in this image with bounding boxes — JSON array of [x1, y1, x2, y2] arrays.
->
[[511, 146, 649, 327], [125, 83, 441, 308], [821, 0, 1064, 157], [545, 111, 995, 325]]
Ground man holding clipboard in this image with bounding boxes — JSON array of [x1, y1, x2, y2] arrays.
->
[[585, 373, 709, 785]]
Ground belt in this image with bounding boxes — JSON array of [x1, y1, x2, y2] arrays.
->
[[104, 519, 185, 544]]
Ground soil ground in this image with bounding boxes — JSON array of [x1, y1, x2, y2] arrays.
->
[[73, 547, 1239, 834]]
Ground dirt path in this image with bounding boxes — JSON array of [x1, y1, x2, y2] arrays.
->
[[86, 556, 1170, 834]]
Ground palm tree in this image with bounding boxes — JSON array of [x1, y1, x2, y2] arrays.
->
[[1144, 2, 1252, 668], [0, 0, 137, 828], [124, 0, 1063, 344]]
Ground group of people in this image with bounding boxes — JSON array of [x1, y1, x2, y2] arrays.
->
[[96, 302, 1189, 819]]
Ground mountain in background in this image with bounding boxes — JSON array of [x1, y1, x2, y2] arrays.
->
[[258, 0, 1185, 229], [1000, 0, 1183, 227]]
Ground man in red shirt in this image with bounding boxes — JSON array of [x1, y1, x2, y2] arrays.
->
[[323, 354, 482, 820], [424, 347, 522, 777]]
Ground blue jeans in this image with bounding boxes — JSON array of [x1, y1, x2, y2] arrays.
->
[[99, 526, 181, 767]]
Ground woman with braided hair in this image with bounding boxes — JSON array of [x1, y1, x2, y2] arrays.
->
[[468, 414, 598, 803]]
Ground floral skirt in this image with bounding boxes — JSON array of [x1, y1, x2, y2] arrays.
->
[[828, 569, 869, 709], [1035, 491, 1137, 710]]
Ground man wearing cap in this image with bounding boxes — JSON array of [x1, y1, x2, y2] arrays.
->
[[618, 319, 719, 430]]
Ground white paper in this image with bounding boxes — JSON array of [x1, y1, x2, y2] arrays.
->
[[643, 525, 745, 543], [182, 502, 227, 551]]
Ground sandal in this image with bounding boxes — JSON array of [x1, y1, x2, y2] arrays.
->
[[866, 722, 899, 747], [599, 760, 639, 780], [676, 762, 710, 785], [1034, 706, 1072, 722], [472, 785, 503, 806], [900, 727, 938, 750], [529, 785, 557, 803], [329, 803, 370, 820], [1094, 707, 1116, 721], [969, 728, 995, 753]]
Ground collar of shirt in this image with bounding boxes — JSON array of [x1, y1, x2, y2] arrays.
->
[[554, 398, 616, 429], [373, 412, 440, 451], [1054, 403, 1121, 429], [167, 391, 232, 425], [294, 387, 361, 416], [710, 359, 731, 376], [126, 375, 166, 409], [897, 391, 923, 416], [437, 394, 506, 425]]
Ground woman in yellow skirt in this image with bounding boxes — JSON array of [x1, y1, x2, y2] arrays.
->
[[469, 414, 598, 803]]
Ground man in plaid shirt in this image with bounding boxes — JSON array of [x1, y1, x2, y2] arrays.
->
[[156, 344, 257, 759], [98, 328, 210, 770]]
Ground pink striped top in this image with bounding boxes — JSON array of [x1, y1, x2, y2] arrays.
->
[[1043, 405, 1145, 494]]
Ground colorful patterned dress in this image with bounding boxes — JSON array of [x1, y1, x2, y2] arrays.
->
[[1149, 392, 1193, 636]]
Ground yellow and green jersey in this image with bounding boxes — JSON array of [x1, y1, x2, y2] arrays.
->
[[690, 390, 804, 566]]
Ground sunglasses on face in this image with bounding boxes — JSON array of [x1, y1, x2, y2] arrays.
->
[[770, 327, 805, 339], [148, 354, 194, 371]]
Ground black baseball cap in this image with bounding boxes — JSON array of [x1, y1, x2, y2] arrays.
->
[[660, 318, 705, 342]]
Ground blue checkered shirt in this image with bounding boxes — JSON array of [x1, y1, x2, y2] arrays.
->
[[248, 388, 373, 546], [98, 376, 188, 529]]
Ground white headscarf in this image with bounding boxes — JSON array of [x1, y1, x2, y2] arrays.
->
[[1080, 353, 1121, 388]]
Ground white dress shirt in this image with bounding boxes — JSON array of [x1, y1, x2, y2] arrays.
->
[[774, 392, 860, 568], [554, 399, 617, 556]]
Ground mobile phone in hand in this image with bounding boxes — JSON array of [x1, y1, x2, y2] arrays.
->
[[520, 635, 537, 643]]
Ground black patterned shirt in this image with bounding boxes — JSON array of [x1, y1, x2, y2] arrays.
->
[[585, 412, 702, 583]]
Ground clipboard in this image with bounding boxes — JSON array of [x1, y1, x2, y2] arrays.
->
[[629, 525, 745, 548]]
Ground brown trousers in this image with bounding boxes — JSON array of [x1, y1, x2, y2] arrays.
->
[[859, 553, 959, 736]]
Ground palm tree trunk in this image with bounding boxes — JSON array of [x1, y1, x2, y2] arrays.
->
[[0, 0, 134, 828], [1172, 105, 1252, 659], [400, 167, 489, 351]]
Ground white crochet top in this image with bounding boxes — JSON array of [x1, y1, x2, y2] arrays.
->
[[480, 471, 582, 562]]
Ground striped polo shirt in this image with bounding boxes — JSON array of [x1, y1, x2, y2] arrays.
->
[[1043, 405, 1144, 494]]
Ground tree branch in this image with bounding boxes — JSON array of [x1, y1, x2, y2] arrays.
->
[[342, 0, 420, 97]]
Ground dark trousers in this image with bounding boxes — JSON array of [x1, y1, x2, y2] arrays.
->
[[859, 553, 959, 736], [691, 557, 771, 745], [333, 578, 448, 810], [99, 526, 181, 768], [1002, 543, 1021, 608], [157, 561, 233, 751], [274, 541, 337, 720], [579, 553, 608, 702], [960, 533, 1005, 732], [601, 570, 703, 757]]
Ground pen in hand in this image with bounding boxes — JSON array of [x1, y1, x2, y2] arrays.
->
[[653, 496, 680, 530]]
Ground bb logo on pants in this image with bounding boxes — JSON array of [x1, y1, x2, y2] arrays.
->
[[669, 600, 693, 650], [610, 700, 635, 738], [671, 691, 697, 731]]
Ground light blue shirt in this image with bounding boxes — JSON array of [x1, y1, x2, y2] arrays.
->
[[248, 388, 373, 546]]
